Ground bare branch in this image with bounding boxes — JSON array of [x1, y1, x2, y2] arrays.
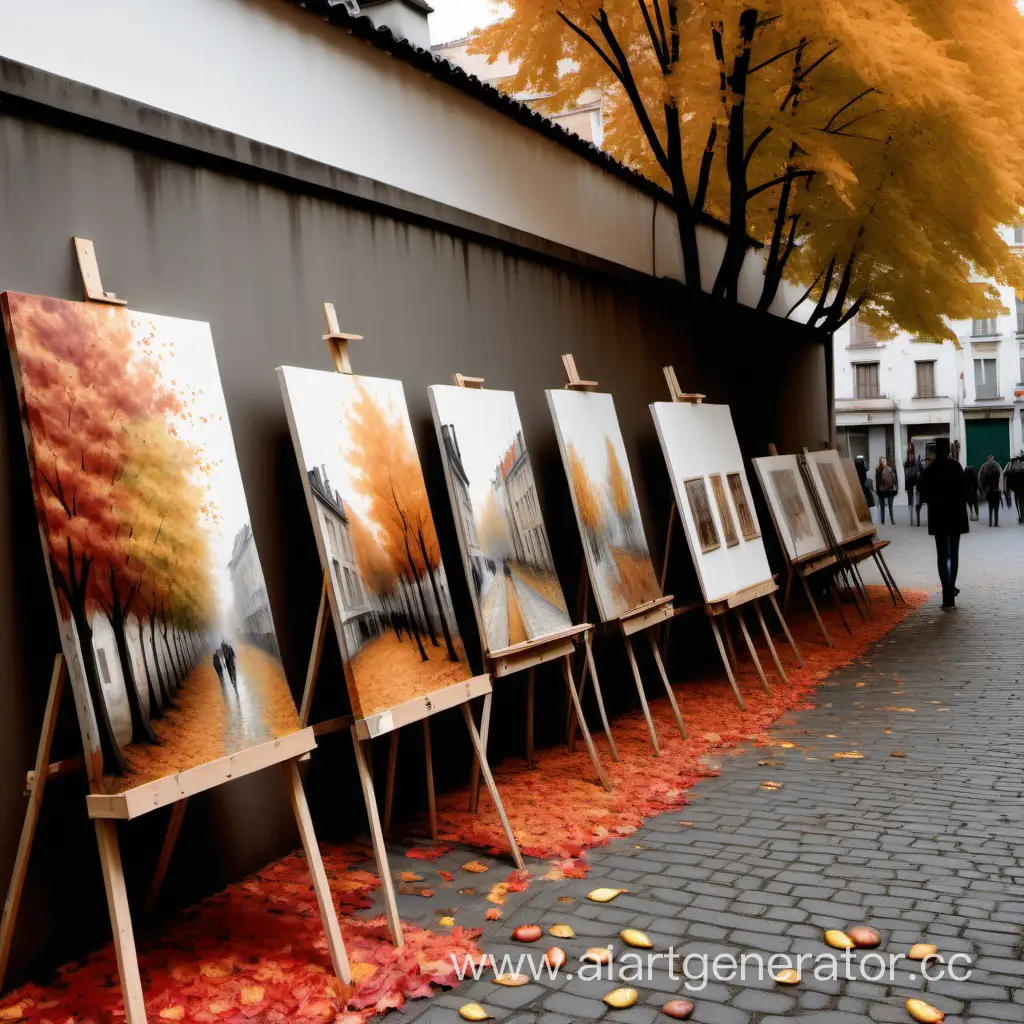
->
[[747, 169, 814, 200]]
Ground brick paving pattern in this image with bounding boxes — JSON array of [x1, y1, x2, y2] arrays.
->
[[386, 522, 1024, 1023]]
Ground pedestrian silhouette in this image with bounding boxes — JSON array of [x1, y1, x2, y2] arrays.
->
[[221, 641, 238, 688], [920, 437, 969, 609], [212, 649, 225, 690], [978, 454, 1002, 526]]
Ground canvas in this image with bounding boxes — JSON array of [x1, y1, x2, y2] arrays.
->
[[2, 293, 301, 791], [842, 456, 875, 528], [546, 389, 660, 622], [752, 453, 830, 564], [280, 367, 472, 720], [805, 449, 874, 544], [650, 402, 773, 605], [429, 385, 571, 653]]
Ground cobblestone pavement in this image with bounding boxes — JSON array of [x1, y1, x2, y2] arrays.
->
[[385, 521, 1024, 1024]]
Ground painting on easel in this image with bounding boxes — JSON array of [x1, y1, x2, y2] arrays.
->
[[280, 367, 472, 719], [2, 293, 302, 791], [805, 449, 873, 544], [753, 453, 829, 563], [546, 389, 660, 621], [429, 385, 571, 653], [650, 401, 773, 605]]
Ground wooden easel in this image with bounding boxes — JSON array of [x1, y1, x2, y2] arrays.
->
[[297, 306, 525, 949], [444, 371, 614, 813], [559, 356, 688, 757], [1, 244, 352, 1015], [655, 369, 803, 712], [756, 444, 851, 648]]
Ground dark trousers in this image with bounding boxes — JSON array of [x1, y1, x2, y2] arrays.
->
[[879, 493, 895, 524], [987, 493, 1000, 526], [934, 533, 961, 601]]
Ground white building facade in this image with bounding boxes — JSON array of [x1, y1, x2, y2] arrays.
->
[[834, 228, 1024, 475]]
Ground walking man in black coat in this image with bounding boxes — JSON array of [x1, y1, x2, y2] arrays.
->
[[920, 438, 969, 609]]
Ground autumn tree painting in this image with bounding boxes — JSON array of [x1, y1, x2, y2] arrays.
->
[[429, 386, 571, 654], [473, 1, 1024, 339], [280, 368, 473, 721], [4, 293, 301, 790], [548, 389, 660, 621]]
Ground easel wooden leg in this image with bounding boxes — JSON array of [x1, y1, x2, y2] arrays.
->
[[422, 720, 439, 846], [559, 657, 612, 792], [284, 760, 354, 978], [0, 656, 66, 991], [144, 799, 187, 914], [799, 572, 833, 645], [768, 593, 803, 667], [299, 575, 330, 728], [754, 600, 787, 684], [827, 578, 853, 635], [873, 551, 903, 605], [525, 667, 536, 769], [468, 692, 493, 816], [585, 634, 619, 762], [710, 616, 746, 711], [782, 562, 794, 614], [350, 729, 404, 947], [722, 616, 740, 669], [383, 730, 399, 838], [623, 635, 660, 756], [460, 705, 525, 870], [94, 818, 148, 1024], [648, 631, 687, 740], [735, 609, 771, 695]]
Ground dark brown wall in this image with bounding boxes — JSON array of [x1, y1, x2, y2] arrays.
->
[[0, 86, 828, 987]]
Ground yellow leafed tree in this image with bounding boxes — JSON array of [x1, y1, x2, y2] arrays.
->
[[472, 0, 1024, 339], [567, 443, 606, 558]]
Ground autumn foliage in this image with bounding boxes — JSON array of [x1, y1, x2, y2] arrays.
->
[[473, 1, 1024, 338], [3, 294, 216, 777]]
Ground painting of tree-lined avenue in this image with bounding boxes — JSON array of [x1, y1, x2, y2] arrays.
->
[[547, 389, 661, 621], [2, 294, 301, 792], [429, 385, 572, 654], [280, 368, 471, 721]]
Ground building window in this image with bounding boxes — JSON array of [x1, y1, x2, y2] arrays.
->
[[850, 317, 875, 347], [972, 317, 998, 337], [1019, 344, 1024, 384], [853, 362, 880, 399], [1017, 296, 1024, 334], [974, 357, 998, 399], [1014, 227, 1024, 244], [915, 360, 936, 399]]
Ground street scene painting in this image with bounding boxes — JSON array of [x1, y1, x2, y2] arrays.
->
[[429, 385, 571, 653], [2, 293, 301, 792], [280, 367, 471, 720], [753, 454, 830, 564], [546, 389, 661, 622], [651, 401, 773, 605]]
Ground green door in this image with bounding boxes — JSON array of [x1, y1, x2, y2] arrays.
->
[[965, 418, 1010, 469]]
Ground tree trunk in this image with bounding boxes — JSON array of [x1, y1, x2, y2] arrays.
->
[[137, 615, 164, 719], [399, 578, 428, 662], [173, 629, 189, 683], [108, 605, 159, 744], [70, 600, 127, 775], [149, 611, 175, 708], [402, 534, 438, 648], [418, 529, 459, 662], [161, 611, 183, 688]]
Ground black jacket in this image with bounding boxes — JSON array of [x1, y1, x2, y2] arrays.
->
[[920, 457, 969, 536]]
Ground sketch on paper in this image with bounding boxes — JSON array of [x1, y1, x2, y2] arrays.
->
[[708, 474, 739, 547], [3, 292, 301, 791], [685, 477, 721, 553], [752, 454, 830, 564], [727, 472, 759, 540]]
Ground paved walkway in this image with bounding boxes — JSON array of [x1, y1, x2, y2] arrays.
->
[[389, 521, 1024, 1024]]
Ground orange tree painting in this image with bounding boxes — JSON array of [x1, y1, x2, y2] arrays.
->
[[280, 368, 471, 721], [548, 389, 660, 621], [3, 293, 300, 789]]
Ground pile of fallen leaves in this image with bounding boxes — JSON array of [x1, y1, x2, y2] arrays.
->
[[0, 847, 482, 1024], [430, 586, 928, 867]]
